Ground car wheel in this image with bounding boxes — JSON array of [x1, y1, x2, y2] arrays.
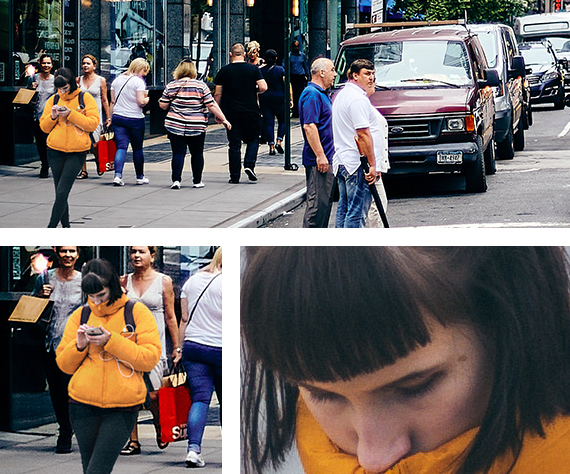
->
[[496, 125, 515, 160], [464, 136, 487, 193], [484, 136, 496, 175], [514, 121, 525, 152]]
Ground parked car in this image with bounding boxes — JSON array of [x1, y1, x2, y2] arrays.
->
[[519, 40, 566, 109], [334, 25, 499, 192], [470, 24, 527, 160]]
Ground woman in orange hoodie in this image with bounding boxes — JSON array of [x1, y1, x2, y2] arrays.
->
[[57, 259, 161, 474], [40, 67, 99, 228], [241, 247, 570, 474]]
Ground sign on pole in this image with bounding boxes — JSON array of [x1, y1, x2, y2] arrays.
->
[[371, 0, 384, 28]]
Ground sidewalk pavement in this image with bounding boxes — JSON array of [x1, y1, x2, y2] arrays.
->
[[0, 411, 222, 474], [0, 121, 307, 228]]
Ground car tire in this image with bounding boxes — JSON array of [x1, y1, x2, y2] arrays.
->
[[496, 125, 515, 160], [465, 136, 487, 193], [484, 136, 496, 175], [514, 121, 525, 152]]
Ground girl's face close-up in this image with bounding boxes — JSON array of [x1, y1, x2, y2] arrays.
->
[[88, 287, 111, 305], [130, 246, 153, 268], [298, 321, 494, 473]]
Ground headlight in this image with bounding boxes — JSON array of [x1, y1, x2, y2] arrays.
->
[[542, 71, 559, 82], [446, 117, 465, 131]]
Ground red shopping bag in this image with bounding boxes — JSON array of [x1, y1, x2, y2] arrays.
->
[[159, 383, 192, 443], [94, 131, 116, 175]]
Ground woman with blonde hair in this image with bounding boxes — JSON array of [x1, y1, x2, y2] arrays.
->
[[179, 247, 222, 467], [246, 41, 264, 67], [76, 54, 111, 179], [159, 59, 230, 189], [110, 57, 150, 186]]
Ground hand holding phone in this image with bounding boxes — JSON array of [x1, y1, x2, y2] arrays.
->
[[57, 106, 67, 112], [85, 326, 104, 336]]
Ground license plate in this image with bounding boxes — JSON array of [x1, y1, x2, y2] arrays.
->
[[437, 151, 463, 164]]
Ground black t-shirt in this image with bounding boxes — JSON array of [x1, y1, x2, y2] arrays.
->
[[214, 62, 263, 115]]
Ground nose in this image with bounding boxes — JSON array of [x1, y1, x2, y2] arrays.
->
[[353, 411, 412, 472]]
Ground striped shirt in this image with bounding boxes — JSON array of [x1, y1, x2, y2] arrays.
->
[[159, 78, 214, 136]]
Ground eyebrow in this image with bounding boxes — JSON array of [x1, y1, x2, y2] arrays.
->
[[298, 364, 446, 395]]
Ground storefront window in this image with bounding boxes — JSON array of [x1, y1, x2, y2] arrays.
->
[[13, 0, 63, 85], [107, 0, 164, 86]]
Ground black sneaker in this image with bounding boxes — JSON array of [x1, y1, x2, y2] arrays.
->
[[275, 143, 284, 154], [55, 434, 72, 454], [244, 168, 258, 182], [39, 168, 49, 179], [228, 178, 239, 184]]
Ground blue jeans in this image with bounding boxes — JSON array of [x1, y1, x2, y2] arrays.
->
[[181, 341, 222, 452], [168, 132, 206, 183], [112, 114, 145, 179], [335, 164, 371, 228]]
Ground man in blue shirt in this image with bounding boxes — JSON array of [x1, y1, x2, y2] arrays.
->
[[286, 41, 310, 117], [299, 58, 337, 227]]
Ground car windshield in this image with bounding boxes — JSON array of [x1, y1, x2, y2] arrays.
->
[[520, 45, 555, 66], [472, 30, 498, 68], [335, 40, 474, 88], [546, 36, 570, 52]]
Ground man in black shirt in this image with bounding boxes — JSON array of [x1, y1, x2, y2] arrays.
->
[[214, 43, 268, 183]]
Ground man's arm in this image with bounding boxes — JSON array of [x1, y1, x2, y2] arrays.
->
[[303, 123, 329, 173], [356, 127, 377, 182], [257, 79, 268, 94], [214, 85, 223, 105]]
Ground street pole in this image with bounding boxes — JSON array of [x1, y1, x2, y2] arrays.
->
[[283, 0, 297, 171]]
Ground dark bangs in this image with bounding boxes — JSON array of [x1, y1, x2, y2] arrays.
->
[[81, 272, 105, 295], [81, 259, 123, 305], [241, 247, 469, 383]]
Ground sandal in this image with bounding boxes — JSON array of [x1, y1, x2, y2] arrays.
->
[[120, 439, 141, 456], [76, 170, 88, 180], [157, 434, 169, 450]]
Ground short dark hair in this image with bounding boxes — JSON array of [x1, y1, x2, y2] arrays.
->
[[347, 58, 374, 80], [264, 49, 277, 67], [241, 247, 570, 474], [53, 67, 78, 93], [81, 259, 123, 306], [39, 53, 53, 65]]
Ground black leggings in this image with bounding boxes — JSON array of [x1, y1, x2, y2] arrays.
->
[[69, 402, 138, 474]]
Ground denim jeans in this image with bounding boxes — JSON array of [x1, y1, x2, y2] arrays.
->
[[225, 112, 261, 182], [168, 132, 206, 183], [47, 149, 86, 228], [112, 114, 145, 179], [181, 341, 222, 452], [335, 164, 371, 228], [260, 96, 285, 145]]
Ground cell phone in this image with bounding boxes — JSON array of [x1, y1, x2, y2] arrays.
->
[[85, 326, 103, 336], [57, 106, 67, 112]]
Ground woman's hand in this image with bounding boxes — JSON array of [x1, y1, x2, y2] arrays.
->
[[40, 284, 53, 297], [86, 326, 112, 347], [222, 119, 232, 130], [172, 348, 182, 364], [76, 324, 89, 351]]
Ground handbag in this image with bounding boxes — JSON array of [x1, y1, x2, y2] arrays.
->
[[158, 365, 192, 443], [94, 129, 117, 175], [8, 295, 54, 332]]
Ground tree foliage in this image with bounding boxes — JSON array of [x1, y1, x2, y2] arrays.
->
[[391, 0, 531, 24]]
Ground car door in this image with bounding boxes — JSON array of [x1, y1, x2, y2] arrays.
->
[[502, 27, 523, 130]]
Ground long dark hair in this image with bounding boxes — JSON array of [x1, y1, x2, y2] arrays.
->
[[81, 259, 123, 306], [241, 247, 570, 474]]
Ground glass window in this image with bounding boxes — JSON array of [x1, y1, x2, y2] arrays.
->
[[13, 0, 63, 85]]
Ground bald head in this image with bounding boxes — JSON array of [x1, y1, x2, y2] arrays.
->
[[309, 58, 336, 89], [231, 43, 245, 58]]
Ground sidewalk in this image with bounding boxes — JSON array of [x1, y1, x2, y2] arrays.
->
[[0, 410, 222, 474], [0, 121, 307, 228]]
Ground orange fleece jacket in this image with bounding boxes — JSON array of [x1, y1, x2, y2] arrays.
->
[[296, 398, 570, 473], [56, 294, 161, 408], [39, 88, 100, 153]]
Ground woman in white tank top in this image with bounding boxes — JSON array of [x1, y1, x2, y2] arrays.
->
[[76, 54, 111, 179], [120, 246, 181, 455]]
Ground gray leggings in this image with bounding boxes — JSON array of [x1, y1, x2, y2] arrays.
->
[[69, 402, 138, 474], [47, 149, 86, 228]]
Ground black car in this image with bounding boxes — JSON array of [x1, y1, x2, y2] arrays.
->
[[519, 40, 566, 109]]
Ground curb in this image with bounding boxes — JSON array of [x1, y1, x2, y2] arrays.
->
[[230, 188, 306, 228]]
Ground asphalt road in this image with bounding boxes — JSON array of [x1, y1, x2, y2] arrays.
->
[[264, 103, 570, 228]]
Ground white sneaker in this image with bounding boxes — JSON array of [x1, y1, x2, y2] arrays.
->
[[185, 450, 205, 468], [192, 182, 205, 188], [136, 177, 150, 185], [171, 181, 181, 190], [113, 176, 124, 187]]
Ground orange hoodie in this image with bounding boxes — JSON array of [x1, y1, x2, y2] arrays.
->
[[56, 294, 161, 408], [296, 398, 570, 473], [39, 88, 100, 153]]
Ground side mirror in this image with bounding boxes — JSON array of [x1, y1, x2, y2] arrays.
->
[[480, 69, 500, 88], [508, 56, 526, 79]]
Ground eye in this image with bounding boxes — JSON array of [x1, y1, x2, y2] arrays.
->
[[306, 387, 343, 404], [398, 373, 442, 399]]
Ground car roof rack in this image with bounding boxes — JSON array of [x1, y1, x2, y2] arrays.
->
[[345, 19, 466, 30]]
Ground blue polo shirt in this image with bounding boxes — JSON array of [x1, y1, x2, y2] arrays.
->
[[299, 82, 334, 167]]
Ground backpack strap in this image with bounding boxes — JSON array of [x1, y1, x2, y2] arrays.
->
[[53, 93, 59, 106], [79, 299, 136, 329], [53, 91, 84, 109]]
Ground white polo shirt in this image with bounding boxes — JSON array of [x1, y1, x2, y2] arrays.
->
[[332, 81, 390, 176]]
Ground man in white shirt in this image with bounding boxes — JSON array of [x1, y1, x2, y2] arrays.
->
[[332, 59, 389, 228]]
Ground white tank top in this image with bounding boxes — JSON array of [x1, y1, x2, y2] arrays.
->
[[79, 75, 103, 124]]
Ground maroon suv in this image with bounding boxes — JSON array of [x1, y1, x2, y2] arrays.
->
[[334, 26, 499, 192]]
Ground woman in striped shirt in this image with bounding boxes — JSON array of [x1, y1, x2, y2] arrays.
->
[[159, 59, 231, 190]]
